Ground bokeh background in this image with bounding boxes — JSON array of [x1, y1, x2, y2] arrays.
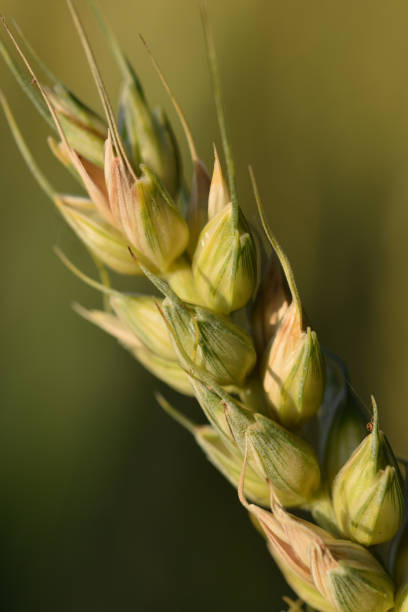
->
[[1, 1, 408, 610]]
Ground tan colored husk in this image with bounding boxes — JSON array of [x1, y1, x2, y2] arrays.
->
[[57, 195, 142, 275], [208, 146, 229, 219], [104, 133, 189, 273], [239, 457, 394, 612], [251, 252, 290, 355], [262, 302, 325, 429]]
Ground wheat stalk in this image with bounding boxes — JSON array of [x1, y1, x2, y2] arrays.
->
[[1, 3, 407, 611]]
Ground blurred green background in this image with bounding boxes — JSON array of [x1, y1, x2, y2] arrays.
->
[[1, 1, 408, 610]]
